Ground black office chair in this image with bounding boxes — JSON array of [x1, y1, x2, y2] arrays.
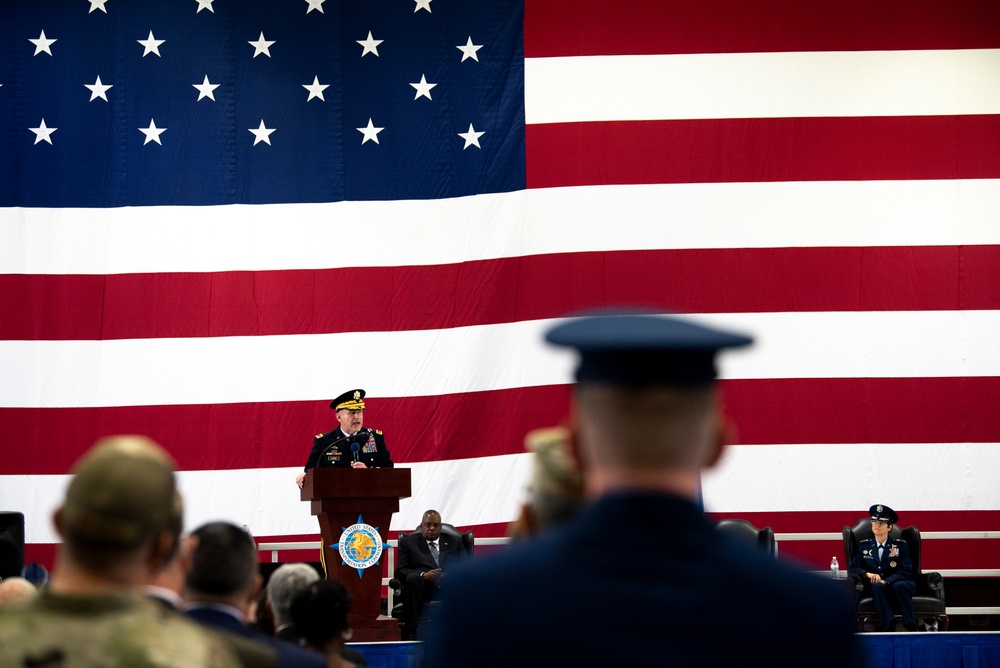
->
[[842, 518, 948, 631], [715, 518, 776, 557], [388, 523, 474, 624]]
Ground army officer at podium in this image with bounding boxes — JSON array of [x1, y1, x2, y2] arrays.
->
[[296, 389, 394, 488]]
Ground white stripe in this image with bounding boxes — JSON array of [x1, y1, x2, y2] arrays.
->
[[0, 454, 535, 545], [2, 310, 998, 408], [702, 442, 1000, 514], [8, 441, 998, 545], [525, 49, 1000, 124], [2, 180, 999, 275]]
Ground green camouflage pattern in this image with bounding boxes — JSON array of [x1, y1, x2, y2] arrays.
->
[[0, 589, 240, 667]]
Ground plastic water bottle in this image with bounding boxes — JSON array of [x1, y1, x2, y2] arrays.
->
[[830, 556, 840, 578]]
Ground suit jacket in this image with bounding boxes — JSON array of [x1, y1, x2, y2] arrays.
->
[[147, 593, 277, 668], [305, 428, 393, 470], [187, 606, 326, 668], [274, 624, 367, 666], [848, 536, 914, 586], [422, 492, 866, 668], [394, 530, 466, 581]]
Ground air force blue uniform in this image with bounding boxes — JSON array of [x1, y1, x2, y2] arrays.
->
[[849, 536, 917, 629], [423, 493, 866, 667], [421, 311, 866, 667]]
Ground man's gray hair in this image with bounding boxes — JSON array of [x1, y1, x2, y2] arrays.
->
[[267, 563, 320, 624]]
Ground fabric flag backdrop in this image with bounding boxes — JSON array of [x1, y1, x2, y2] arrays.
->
[[2, 0, 998, 572]]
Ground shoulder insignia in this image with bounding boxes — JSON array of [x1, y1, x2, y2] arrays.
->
[[316, 433, 324, 439], [375, 429, 383, 435]]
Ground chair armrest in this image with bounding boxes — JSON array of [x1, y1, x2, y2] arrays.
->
[[847, 573, 864, 592], [924, 571, 945, 599], [388, 578, 402, 592]]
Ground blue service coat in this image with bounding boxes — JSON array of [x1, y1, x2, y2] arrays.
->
[[848, 537, 913, 585], [422, 491, 867, 668]]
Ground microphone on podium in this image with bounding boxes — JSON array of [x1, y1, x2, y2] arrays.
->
[[351, 442, 360, 464]]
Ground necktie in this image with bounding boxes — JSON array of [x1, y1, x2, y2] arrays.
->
[[877, 543, 884, 562], [429, 540, 440, 566]]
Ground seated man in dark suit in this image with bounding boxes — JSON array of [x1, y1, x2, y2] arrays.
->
[[393, 509, 466, 640], [848, 504, 918, 631], [184, 522, 326, 668]]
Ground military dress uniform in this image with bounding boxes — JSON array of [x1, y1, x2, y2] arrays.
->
[[848, 505, 918, 631], [303, 389, 393, 470], [306, 427, 393, 469]]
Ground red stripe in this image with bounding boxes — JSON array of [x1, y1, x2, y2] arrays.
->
[[3, 377, 998, 475], [3, 245, 998, 341], [527, 116, 1000, 189], [723, 377, 1000, 447], [525, 0, 1000, 57], [711, 511, 1000, 570], [708, 510, 1000, 534], [774, 538, 998, 572]]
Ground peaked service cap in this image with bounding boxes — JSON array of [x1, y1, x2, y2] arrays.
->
[[545, 309, 753, 387]]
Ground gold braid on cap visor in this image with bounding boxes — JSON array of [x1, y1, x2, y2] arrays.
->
[[336, 400, 366, 411]]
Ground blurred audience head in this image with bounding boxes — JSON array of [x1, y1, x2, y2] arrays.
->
[[53, 435, 183, 583], [185, 522, 259, 611], [0, 577, 38, 609], [251, 585, 276, 636], [510, 426, 585, 538], [266, 562, 320, 627], [290, 579, 353, 653]]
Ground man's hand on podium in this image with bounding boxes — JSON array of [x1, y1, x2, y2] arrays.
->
[[295, 472, 306, 489]]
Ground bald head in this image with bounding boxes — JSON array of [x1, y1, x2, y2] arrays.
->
[[0, 577, 38, 609]]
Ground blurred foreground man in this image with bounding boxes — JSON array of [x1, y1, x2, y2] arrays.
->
[[0, 436, 238, 667], [423, 310, 867, 668]]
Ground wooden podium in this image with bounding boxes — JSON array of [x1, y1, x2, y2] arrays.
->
[[301, 468, 411, 641]]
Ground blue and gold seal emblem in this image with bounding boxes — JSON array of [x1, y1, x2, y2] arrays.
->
[[337, 515, 383, 578]]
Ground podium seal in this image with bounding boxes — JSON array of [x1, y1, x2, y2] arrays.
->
[[337, 514, 383, 578]]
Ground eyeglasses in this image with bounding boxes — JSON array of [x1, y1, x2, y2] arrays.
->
[[870, 519, 889, 526]]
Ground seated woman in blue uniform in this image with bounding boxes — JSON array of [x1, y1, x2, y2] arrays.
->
[[848, 504, 918, 632]]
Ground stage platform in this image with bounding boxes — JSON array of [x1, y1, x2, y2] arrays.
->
[[861, 632, 1000, 668], [348, 633, 1000, 668]]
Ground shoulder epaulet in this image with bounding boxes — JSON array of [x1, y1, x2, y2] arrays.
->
[[375, 429, 383, 435], [315, 433, 324, 439]]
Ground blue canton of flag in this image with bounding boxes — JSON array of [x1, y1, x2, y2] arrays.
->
[[1, 0, 526, 206]]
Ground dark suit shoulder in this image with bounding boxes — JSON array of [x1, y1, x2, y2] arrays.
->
[[216, 630, 279, 668]]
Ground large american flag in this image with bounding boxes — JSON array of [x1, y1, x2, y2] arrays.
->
[[2, 0, 998, 573]]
